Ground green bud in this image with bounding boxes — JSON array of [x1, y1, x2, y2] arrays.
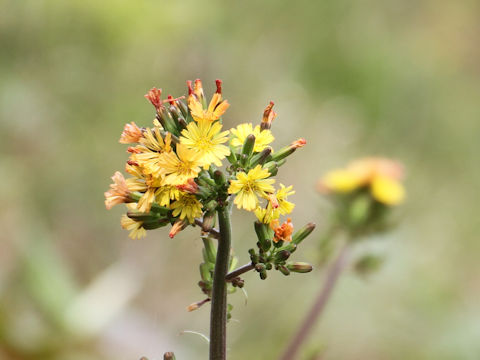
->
[[274, 250, 291, 262], [349, 194, 371, 227], [278, 265, 290, 276], [250, 147, 272, 167], [265, 263, 273, 270], [260, 270, 268, 280], [204, 200, 218, 211], [263, 161, 277, 174], [141, 218, 170, 230], [248, 248, 256, 256], [270, 145, 295, 162], [273, 240, 284, 248], [261, 239, 272, 252], [287, 262, 313, 273], [278, 243, 297, 253], [254, 221, 271, 249], [241, 134, 256, 160], [157, 108, 179, 136], [213, 170, 226, 185], [178, 117, 188, 129], [292, 222, 316, 245], [176, 99, 189, 118]]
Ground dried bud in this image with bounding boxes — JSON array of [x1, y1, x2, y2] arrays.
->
[[291, 138, 306, 149], [145, 87, 162, 110], [194, 79, 205, 105], [250, 147, 272, 167], [274, 250, 291, 262], [176, 178, 199, 194], [119, 122, 143, 144], [261, 101, 277, 130], [169, 220, 187, 238], [278, 265, 290, 276], [272, 218, 294, 243], [186, 298, 211, 312], [104, 172, 132, 209], [287, 262, 313, 273]]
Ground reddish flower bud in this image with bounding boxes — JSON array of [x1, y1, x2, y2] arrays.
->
[[144, 87, 162, 110], [261, 101, 277, 130], [290, 138, 306, 149]]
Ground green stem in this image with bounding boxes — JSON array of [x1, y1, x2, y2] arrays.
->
[[210, 206, 232, 360]]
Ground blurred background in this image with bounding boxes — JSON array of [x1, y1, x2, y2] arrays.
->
[[1, 0, 480, 359]]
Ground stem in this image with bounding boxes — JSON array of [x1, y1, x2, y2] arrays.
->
[[278, 244, 350, 360], [225, 263, 255, 282], [209, 206, 232, 360]]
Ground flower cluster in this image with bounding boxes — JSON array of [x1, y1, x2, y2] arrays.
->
[[105, 80, 307, 242], [317, 157, 405, 239]]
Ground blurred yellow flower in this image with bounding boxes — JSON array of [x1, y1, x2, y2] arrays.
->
[[228, 165, 275, 211], [230, 123, 274, 153], [319, 157, 405, 206], [180, 119, 230, 169]]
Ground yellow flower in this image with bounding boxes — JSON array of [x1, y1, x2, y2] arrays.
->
[[188, 80, 230, 122], [319, 157, 405, 206], [320, 169, 363, 193], [180, 119, 230, 169], [171, 193, 203, 223], [228, 165, 275, 211], [230, 123, 274, 153], [133, 130, 172, 177], [121, 214, 146, 239], [371, 176, 405, 205], [156, 143, 203, 185], [137, 188, 156, 213], [255, 184, 295, 224], [155, 185, 182, 206]]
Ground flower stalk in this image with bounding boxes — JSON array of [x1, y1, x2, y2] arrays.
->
[[279, 244, 350, 360], [209, 205, 232, 360]]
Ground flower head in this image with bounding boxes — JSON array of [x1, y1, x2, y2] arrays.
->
[[319, 157, 405, 205], [188, 79, 230, 122], [228, 165, 275, 211], [156, 143, 203, 185], [119, 122, 143, 144], [121, 214, 146, 239], [255, 184, 295, 224], [145, 87, 162, 110], [180, 119, 230, 169], [230, 123, 274, 153], [171, 193, 203, 223], [105, 172, 132, 209]]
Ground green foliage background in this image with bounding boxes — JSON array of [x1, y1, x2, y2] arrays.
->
[[1, 0, 479, 359]]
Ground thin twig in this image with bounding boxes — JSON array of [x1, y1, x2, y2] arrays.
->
[[195, 219, 220, 239], [225, 263, 255, 282], [278, 244, 350, 360]]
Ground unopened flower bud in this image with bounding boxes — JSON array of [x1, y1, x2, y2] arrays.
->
[[292, 222, 316, 245], [287, 262, 313, 273], [250, 147, 272, 167], [260, 101, 277, 130], [145, 87, 162, 110], [274, 250, 291, 262], [270, 138, 307, 162], [213, 170, 226, 185], [241, 134, 256, 161], [278, 265, 290, 276]]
